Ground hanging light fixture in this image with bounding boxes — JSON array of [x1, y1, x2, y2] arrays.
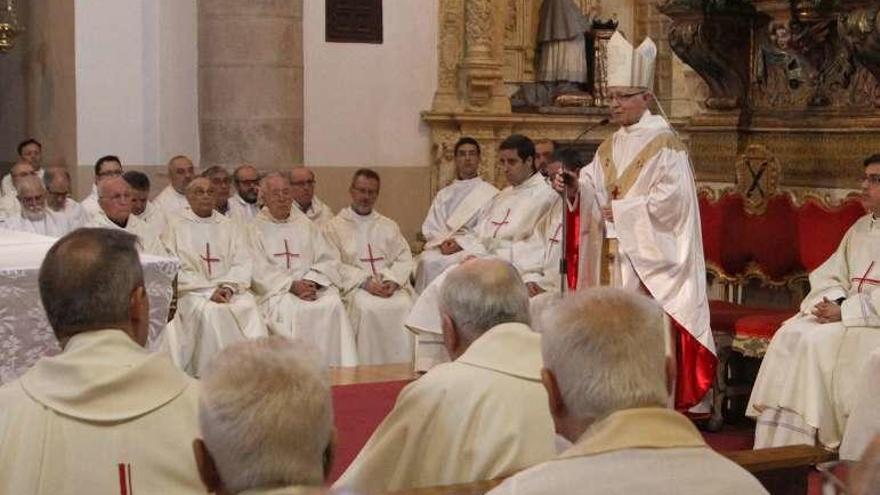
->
[[0, 0, 21, 53]]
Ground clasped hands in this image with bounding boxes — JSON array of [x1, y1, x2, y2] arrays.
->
[[290, 279, 321, 301], [363, 277, 400, 298], [210, 286, 234, 303], [811, 297, 842, 323]]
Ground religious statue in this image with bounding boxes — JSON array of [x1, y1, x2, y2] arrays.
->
[[536, 0, 592, 88]]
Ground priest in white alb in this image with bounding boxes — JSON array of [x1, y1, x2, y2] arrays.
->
[[0, 228, 203, 494], [335, 259, 556, 494], [80, 155, 123, 217], [291, 166, 334, 227], [43, 167, 87, 228], [229, 164, 261, 220], [0, 138, 43, 197], [323, 169, 415, 365], [85, 176, 165, 255], [248, 172, 358, 367], [413, 136, 498, 292], [555, 32, 716, 413], [124, 170, 168, 235], [0, 160, 35, 216], [407, 134, 558, 371], [4, 176, 79, 237], [747, 155, 880, 450], [161, 177, 268, 376], [155, 155, 196, 217]]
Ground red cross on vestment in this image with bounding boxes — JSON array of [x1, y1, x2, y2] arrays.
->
[[359, 243, 385, 276], [491, 208, 511, 238], [273, 239, 300, 269], [549, 223, 562, 245], [852, 261, 880, 293], [118, 463, 133, 495], [201, 242, 221, 277]]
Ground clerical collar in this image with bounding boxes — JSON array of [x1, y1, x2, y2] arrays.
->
[[456, 176, 480, 183], [111, 216, 129, 229], [294, 199, 313, 214]]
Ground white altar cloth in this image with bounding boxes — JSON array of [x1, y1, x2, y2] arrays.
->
[[0, 229, 178, 384]]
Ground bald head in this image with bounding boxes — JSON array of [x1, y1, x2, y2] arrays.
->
[[168, 155, 195, 193], [44, 167, 72, 211], [439, 258, 530, 357], [10, 161, 36, 188]]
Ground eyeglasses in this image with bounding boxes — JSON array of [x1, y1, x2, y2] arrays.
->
[[862, 174, 880, 185], [608, 91, 646, 103], [18, 194, 45, 205], [47, 190, 69, 198], [291, 179, 316, 187], [97, 170, 123, 178]]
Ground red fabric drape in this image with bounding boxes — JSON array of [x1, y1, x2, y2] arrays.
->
[[564, 202, 580, 290], [671, 317, 717, 411]]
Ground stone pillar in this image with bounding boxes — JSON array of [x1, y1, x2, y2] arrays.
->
[[198, 0, 303, 170]]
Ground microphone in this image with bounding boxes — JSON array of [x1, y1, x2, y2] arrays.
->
[[571, 118, 610, 146]]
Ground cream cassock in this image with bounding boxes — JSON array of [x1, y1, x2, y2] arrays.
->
[[51, 197, 88, 228], [295, 196, 334, 227], [334, 323, 556, 494], [748, 214, 880, 449], [160, 208, 268, 376], [406, 172, 557, 370], [840, 347, 880, 460], [572, 110, 715, 411], [248, 208, 358, 366], [519, 197, 567, 322], [0, 330, 203, 494], [413, 176, 498, 292], [323, 206, 414, 365], [136, 200, 167, 236], [228, 192, 260, 221], [5, 209, 80, 238], [154, 185, 189, 217], [86, 210, 165, 255]]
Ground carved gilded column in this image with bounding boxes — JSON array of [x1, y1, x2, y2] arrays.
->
[[461, 0, 510, 113], [433, 0, 465, 111]]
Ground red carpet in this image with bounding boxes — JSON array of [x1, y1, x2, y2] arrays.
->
[[329, 379, 763, 484]]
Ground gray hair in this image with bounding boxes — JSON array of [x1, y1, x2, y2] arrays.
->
[[199, 337, 333, 493], [260, 171, 289, 190], [200, 165, 228, 178], [16, 175, 45, 196], [38, 228, 143, 341], [542, 288, 668, 419], [43, 167, 71, 188], [439, 258, 530, 343]]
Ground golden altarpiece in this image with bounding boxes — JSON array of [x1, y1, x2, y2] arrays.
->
[[422, 0, 880, 204]]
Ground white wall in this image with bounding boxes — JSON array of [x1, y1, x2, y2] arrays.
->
[[303, 0, 438, 168], [74, 0, 198, 166]]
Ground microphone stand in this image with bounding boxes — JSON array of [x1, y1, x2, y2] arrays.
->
[[559, 118, 609, 293]]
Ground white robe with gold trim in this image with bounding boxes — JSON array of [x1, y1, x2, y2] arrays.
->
[[248, 208, 357, 367], [161, 208, 268, 376], [0, 330, 203, 494], [334, 323, 556, 493], [414, 177, 498, 292], [748, 214, 880, 449], [323, 207, 414, 365]]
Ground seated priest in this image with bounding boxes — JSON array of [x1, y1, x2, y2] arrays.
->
[[155, 155, 196, 216], [193, 337, 336, 495], [229, 164, 261, 220], [0, 160, 36, 216], [0, 138, 43, 197], [488, 288, 767, 495], [43, 167, 88, 227], [86, 176, 165, 254], [413, 136, 498, 293], [407, 134, 557, 370], [248, 173, 358, 367], [161, 176, 268, 377], [124, 170, 167, 235], [202, 166, 233, 216], [4, 175, 80, 237], [748, 154, 880, 450], [80, 155, 123, 217], [323, 168, 415, 365], [335, 258, 556, 493], [0, 228, 203, 494], [291, 166, 335, 227]]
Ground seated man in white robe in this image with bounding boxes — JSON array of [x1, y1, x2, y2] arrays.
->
[[0, 160, 36, 216], [43, 167, 87, 227], [155, 155, 196, 217], [323, 168, 415, 365], [229, 164, 261, 220], [248, 173, 357, 367], [748, 154, 880, 450], [161, 177, 268, 377], [85, 177, 164, 255], [413, 137, 498, 292], [336, 259, 556, 493], [291, 166, 334, 227], [81, 155, 123, 217], [124, 170, 167, 235], [193, 337, 335, 495], [488, 288, 767, 495], [840, 349, 880, 461], [408, 134, 558, 370], [5, 176, 79, 237], [0, 228, 203, 494], [200, 166, 234, 216], [1, 138, 43, 197]]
